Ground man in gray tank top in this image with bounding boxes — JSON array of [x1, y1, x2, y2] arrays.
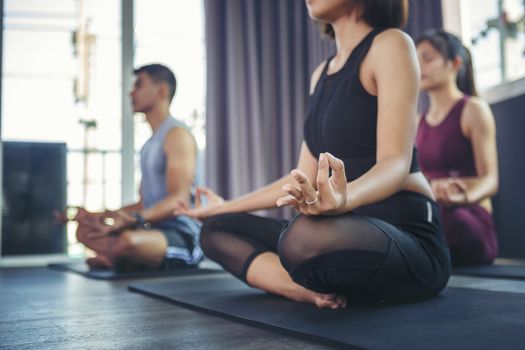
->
[[69, 64, 203, 271]]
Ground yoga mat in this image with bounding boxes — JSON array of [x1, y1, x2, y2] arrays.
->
[[453, 264, 525, 280], [129, 274, 525, 350], [49, 262, 224, 280]]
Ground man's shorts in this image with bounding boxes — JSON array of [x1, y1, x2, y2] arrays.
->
[[153, 226, 203, 270]]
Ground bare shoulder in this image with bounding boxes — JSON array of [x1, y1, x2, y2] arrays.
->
[[463, 96, 494, 122], [373, 28, 415, 53], [367, 28, 417, 76], [462, 96, 495, 132], [464, 96, 491, 114], [309, 60, 327, 95], [367, 28, 418, 88]]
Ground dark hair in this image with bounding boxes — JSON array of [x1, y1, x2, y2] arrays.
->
[[416, 30, 478, 97], [322, 0, 409, 39], [134, 63, 177, 102]]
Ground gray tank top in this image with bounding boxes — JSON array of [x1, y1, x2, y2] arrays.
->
[[140, 116, 201, 246]]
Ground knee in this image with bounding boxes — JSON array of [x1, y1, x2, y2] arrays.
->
[[198, 229, 213, 256], [278, 215, 317, 271], [443, 210, 484, 242], [75, 221, 93, 243], [200, 213, 243, 254], [442, 207, 476, 229], [199, 219, 222, 256], [75, 225, 87, 242], [112, 230, 137, 257]]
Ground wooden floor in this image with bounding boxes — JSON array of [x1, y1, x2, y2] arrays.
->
[[0, 267, 339, 350], [2, 266, 525, 349]]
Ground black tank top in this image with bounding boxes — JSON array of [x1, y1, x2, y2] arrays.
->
[[304, 28, 419, 181]]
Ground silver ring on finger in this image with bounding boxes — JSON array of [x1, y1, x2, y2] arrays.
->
[[304, 191, 319, 205]]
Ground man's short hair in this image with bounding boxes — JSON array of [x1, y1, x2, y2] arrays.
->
[[134, 64, 177, 103]]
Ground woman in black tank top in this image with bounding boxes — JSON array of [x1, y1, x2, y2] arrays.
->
[[178, 0, 451, 308]]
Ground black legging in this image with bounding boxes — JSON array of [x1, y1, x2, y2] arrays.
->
[[200, 191, 451, 302]]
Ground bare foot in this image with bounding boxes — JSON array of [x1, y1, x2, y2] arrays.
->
[[313, 292, 347, 309], [245, 252, 347, 309], [86, 255, 113, 270], [286, 285, 347, 309]]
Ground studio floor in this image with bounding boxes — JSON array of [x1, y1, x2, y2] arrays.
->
[[1, 264, 525, 349]]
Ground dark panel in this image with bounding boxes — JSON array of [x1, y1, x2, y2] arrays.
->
[[491, 95, 525, 258], [1, 141, 67, 255]]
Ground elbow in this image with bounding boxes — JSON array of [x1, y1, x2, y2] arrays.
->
[[490, 176, 499, 197], [479, 174, 499, 198], [378, 155, 411, 188], [394, 154, 412, 178]]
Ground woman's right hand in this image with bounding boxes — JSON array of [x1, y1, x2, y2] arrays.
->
[[174, 186, 225, 220]]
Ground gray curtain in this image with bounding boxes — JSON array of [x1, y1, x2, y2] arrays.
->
[[204, 0, 442, 214], [406, 0, 444, 111], [204, 0, 333, 207], [406, 0, 443, 40]]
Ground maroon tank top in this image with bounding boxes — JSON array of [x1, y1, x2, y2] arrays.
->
[[416, 96, 477, 180]]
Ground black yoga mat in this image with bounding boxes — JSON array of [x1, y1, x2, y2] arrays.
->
[[453, 264, 525, 280], [129, 274, 525, 350], [49, 262, 224, 280]]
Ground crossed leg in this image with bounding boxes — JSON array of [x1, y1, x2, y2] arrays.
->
[[199, 213, 347, 309], [76, 218, 168, 270]]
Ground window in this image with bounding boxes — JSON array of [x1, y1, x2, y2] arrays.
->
[[1, 0, 207, 259], [133, 0, 206, 188], [2, 0, 121, 257], [463, 0, 525, 90]]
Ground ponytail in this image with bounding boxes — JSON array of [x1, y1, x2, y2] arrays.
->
[[457, 45, 478, 96]]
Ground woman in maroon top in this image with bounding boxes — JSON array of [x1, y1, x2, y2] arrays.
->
[[415, 30, 499, 266]]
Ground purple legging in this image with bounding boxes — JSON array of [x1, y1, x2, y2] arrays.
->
[[440, 204, 498, 266]]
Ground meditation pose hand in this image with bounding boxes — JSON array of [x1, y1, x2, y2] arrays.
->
[[174, 186, 225, 220], [53, 207, 100, 224], [96, 210, 138, 235], [71, 210, 137, 240], [431, 178, 468, 206], [276, 152, 348, 216]]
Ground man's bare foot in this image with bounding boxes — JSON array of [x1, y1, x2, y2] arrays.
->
[[86, 255, 113, 270]]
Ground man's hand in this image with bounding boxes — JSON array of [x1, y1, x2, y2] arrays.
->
[[54, 207, 101, 224], [80, 210, 137, 239]]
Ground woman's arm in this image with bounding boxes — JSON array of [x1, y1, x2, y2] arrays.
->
[[197, 142, 319, 216], [344, 29, 420, 211], [431, 98, 499, 206], [461, 97, 499, 203], [451, 98, 499, 204], [179, 61, 328, 219]]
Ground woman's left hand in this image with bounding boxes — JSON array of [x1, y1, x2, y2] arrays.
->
[[174, 186, 225, 220], [276, 152, 348, 216], [434, 178, 469, 206]]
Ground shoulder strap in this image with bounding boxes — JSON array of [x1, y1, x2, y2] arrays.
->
[[320, 55, 335, 77], [449, 96, 470, 122], [350, 28, 386, 73]]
